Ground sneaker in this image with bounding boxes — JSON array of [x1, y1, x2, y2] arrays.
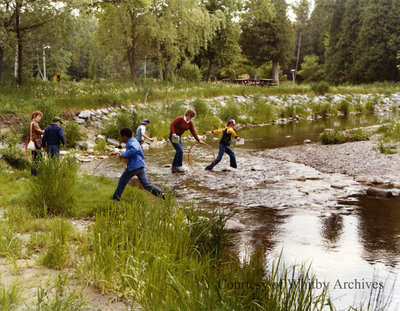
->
[[171, 167, 185, 173]]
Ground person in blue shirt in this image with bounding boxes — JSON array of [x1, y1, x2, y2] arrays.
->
[[135, 119, 155, 147], [111, 127, 164, 201], [42, 117, 65, 158]]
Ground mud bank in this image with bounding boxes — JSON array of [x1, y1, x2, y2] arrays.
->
[[262, 138, 400, 185]]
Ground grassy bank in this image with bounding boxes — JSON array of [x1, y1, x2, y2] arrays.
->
[[1, 79, 400, 115]]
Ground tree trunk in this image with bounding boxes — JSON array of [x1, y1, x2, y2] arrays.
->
[[156, 40, 164, 80], [206, 55, 213, 82], [0, 47, 4, 82], [272, 60, 279, 84], [294, 31, 302, 83], [16, 0, 23, 86], [126, 11, 136, 80]]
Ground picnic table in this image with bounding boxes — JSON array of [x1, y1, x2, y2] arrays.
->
[[259, 79, 276, 87]]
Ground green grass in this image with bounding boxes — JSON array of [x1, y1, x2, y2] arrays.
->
[[320, 128, 370, 144], [1, 79, 400, 115], [0, 281, 21, 310], [80, 190, 335, 310]]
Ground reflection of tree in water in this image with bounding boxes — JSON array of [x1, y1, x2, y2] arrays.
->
[[320, 214, 344, 248], [357, 196, 400, 268], [241, 206, 286, 253]]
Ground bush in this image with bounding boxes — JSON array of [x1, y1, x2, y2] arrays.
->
[[249, 98, 275, 123], [311, 82, 330, 95], [180, 61, 202, 82], [218, 100, 240, 122], [35, 100, 61, 129], [63, 121, 86, 148], [102, 110, 140, 139], [337, 100, 352, 116], [320, 128, 369, 144], [191, 98, 209, 117], [297, 55, 325, 82], [28, 156, 78, 217]]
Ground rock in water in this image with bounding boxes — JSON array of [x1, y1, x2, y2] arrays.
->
[[366, 187, 393, 198]]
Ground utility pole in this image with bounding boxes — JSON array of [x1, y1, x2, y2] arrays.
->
[[43, 45, 50, 81]]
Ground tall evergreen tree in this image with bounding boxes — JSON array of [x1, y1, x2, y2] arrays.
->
[[324, 0, 346, 82], [352, 0, 400, 82], [302, 0, 332, 64]]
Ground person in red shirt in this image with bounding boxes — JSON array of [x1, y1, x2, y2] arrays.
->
[[169, 109, 202, 173]]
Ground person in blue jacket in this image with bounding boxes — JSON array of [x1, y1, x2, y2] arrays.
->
[[111, 127, 164, 201], [42, 117, 65, 158]]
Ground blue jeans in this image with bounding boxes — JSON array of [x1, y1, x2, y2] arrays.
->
[[31, 151, 42, 176], [47, 145, 60, 159], [206, 144, 237, 170], [112, 167, 164, 200], [169, 132, 183, 168]]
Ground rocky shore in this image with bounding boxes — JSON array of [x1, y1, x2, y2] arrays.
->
[[262, 138, 400, 186]]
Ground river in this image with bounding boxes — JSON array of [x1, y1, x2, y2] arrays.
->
[[97, 112, 400, 310]]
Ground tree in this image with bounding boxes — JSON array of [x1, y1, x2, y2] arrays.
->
[[301, 0, 332, 64], [351, 0, 400, 82], [194, 0, 241, 81], [240, 0, 294, 83], [0, 0, 16, 82], [292, 0, 310, 82], [95, 0, 151, 80], [297, 54, 324, 82], [147, 0, 219, 80]]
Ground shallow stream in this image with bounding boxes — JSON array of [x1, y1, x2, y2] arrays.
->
[[97, 113, 400, 310]]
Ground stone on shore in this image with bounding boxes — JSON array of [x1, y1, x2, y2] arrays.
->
[[366, 187, 393, 198]]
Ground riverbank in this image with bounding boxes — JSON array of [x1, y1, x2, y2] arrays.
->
[[263, 136, 400, 186]]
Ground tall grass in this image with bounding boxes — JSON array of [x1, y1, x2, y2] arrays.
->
[[2, 79, 399, 114], [28, 156, 78, 217], [0, 281, 21, 310], [40, 219, 73, 269], [82, 190, 334, 310]]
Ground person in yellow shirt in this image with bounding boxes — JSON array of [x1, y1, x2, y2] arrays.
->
[[205, 119, 240, 171]]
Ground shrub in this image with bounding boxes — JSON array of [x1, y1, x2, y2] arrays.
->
[[35, 100, 61, 129], [320, 128, 369, 144], [337, 100, 351, 116], [180, 61, 202, 82], [297, 55, 325, 82], [218, 100, 240, 122], [311, 82, 330, 95], [94, 139, 107, 151], [28, 156, 78, 217], [191, 98, 209, 117], [375, 141, 398, 154], [63, 121, 86, 148], [102, 110, 140, 139], [250, 98, 275, 123]]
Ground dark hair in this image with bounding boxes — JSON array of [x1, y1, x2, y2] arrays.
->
[[120, 127, 133, 138]]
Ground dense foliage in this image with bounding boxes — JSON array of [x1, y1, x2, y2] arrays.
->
[[0, 0, 399, 86]]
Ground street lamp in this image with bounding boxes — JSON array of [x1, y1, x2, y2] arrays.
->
[[291, 69, 296, 84], [43, 45, 50, 81]]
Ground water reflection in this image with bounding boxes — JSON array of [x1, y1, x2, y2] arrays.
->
[[320, 214, 344, 249], [356, 195, 400, 270]]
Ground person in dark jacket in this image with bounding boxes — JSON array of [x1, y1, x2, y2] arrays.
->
[[205, 119, 240, 171], [110, 127, 164, 201], [42, 117, 65, 158]]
